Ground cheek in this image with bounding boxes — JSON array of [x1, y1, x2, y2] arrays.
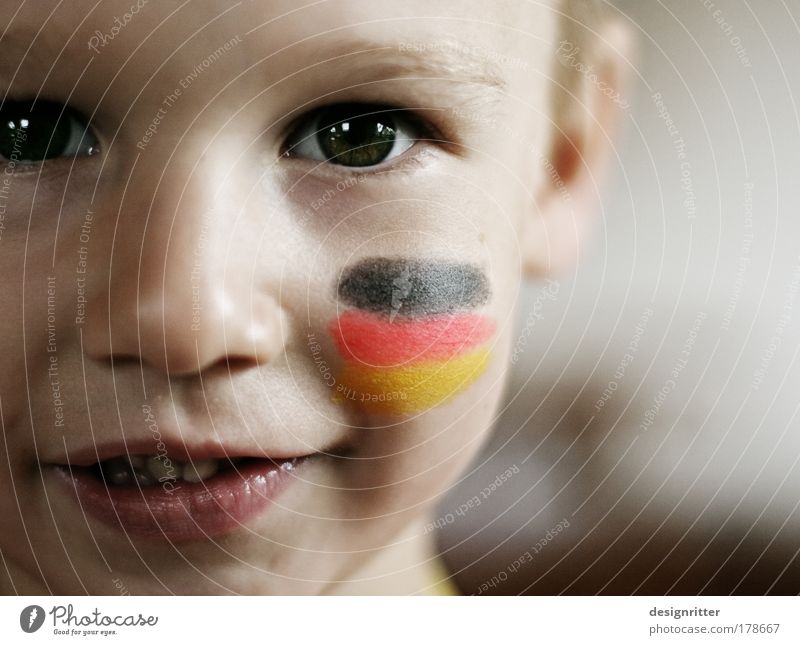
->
[[328, 310, 496, 414]]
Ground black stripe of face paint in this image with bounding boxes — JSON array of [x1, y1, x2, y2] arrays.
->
[[337, 258, 490, 317]]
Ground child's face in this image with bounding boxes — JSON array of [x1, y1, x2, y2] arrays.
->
[[0, 0, 566, 593]]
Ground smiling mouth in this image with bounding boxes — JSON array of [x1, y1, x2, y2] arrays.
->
[[91, 453, 252, 486], [51, 452, 311, 542]]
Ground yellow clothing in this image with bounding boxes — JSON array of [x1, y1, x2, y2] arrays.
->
[[428, 557, 460, 595]]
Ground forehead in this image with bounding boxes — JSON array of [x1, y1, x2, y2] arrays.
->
[[0, 0, 553, 35], [0, 0, 556, 87]]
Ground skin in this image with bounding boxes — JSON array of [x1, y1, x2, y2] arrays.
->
[[0, 0, 625, 594]]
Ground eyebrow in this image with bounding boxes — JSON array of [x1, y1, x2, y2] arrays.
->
[[243, 24, 510, 100], [0, 26, 58, 80], [295, 37, 510, 114], [333, 39, 509, 92]]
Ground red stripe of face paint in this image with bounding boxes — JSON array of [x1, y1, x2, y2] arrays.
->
[[329, 310, 495, 367]]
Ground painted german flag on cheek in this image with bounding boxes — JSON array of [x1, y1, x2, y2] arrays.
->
[[329, 258, 495, 414]]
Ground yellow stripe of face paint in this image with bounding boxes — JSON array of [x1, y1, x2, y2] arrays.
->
[[335, 348, 491, 414]]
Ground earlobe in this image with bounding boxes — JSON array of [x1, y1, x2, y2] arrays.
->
[[520, 17, 633, 278]]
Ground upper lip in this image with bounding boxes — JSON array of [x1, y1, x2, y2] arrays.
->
[[45, 439, 315, 467]]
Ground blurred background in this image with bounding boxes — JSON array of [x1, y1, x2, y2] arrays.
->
[[438, 0, 800, 594]]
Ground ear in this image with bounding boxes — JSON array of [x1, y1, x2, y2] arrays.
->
[[520, 17, 633, 277]]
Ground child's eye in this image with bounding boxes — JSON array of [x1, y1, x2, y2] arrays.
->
[[284, 103, 425, 168], [0, 100, 99, 163]]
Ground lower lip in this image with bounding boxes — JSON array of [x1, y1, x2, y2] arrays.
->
[[52, 457, 307, 542]]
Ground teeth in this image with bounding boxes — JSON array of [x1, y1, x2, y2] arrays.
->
[[145, 455, 182, 482], [126, 455, 145, 468], [100, 454, 223, 486], [101, 455, 154, 486], [133, 470, 156, 486], [182, 459, 219, 483], [102, 457, 135, 486]]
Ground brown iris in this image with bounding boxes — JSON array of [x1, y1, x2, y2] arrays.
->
[[316, 105, 398, 167]]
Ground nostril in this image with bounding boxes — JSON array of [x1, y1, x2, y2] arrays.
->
[[105, 353, 145, 368], [223, 355, 260, 371], [83, 269, 286, 376]]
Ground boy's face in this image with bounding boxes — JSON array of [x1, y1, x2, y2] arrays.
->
[[0, 0, 561, 593]]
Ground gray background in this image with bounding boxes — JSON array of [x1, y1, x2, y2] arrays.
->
[[439, 0, 800, 594]]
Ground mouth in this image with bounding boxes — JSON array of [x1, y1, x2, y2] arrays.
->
[[51, 450, 311, 542]]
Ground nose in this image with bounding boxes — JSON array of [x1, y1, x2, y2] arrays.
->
[[84, 165, 286, 376]]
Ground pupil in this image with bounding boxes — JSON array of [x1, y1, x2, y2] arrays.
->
[[317, 107, 397, 166], [0, 101, 75, 162]]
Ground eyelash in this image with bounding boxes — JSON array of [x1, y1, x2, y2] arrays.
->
[[0, 98, 446, 175], [280, 103, 443, 171], [0, 99, 100, 166]]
